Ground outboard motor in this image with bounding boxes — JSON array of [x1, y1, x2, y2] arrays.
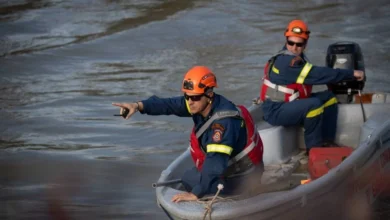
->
[[326, 42, 366, 103]]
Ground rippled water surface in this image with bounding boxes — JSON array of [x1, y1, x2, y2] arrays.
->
[[1, 0, 390, 219]]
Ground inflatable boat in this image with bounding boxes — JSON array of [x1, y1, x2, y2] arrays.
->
[[154, 42, 390, 220]]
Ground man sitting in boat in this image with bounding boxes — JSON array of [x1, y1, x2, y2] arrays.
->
[[113, 66, 264, 202], [259, 19, 365, 153]]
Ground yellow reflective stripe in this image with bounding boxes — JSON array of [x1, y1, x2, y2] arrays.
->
[[185, 99, 192, 115], [296, 63, 313, 84], [272, 65, 279, 74], [306, 106, 324, 118], [207, 144, 233, 155], [323, 97, 337, 108], [306, 97, 337, 118]]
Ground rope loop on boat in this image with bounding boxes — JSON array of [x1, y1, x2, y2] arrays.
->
[[202, 184, 224, 220]]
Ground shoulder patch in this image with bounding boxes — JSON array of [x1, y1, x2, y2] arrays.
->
[[290, 56, 304, 67], [212, 129, 223, 142], [211, 123, 225, 143], [211, 123, 225, 132]]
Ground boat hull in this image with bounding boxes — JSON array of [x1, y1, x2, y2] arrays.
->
[[155, 102, 390, 220]]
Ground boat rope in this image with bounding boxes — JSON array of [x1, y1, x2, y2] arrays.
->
[[202, 184, 224, 220]]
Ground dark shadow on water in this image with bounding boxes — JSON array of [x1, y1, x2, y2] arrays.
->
[[0, 82, 32, 109], [0, 139, 25, 149], [0, 0, 52, 22], [92, 76, 151, 82], [84, 66, 165, 77], [0, 140, 115, 151], [4, 0, 198, 57]]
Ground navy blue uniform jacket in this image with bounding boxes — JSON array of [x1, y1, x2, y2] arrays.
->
[[269, 46, 355, 85], [140, 94, 246, 197]]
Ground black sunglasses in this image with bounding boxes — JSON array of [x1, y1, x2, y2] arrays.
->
[[184, 93, 204, 101], [287, 40, 305, 47]]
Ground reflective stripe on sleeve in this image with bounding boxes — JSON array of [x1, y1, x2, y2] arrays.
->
[[207, 144, 233, 155], [296, 63, 313, 84]]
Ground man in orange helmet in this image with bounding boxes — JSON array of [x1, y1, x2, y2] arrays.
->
[[259, 20, 365, 152], [113, 66, 264, 202]]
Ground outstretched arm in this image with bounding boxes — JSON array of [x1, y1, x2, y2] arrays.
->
[[112, 95, 192, 119], [140, 95, 192, 116], [270, 55, 364, 85]]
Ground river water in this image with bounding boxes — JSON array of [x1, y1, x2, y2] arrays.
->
[[1, 0, 389, 219]]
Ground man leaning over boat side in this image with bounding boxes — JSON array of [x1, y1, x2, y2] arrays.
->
[[259, 19, 365, 153], [113, 66, 264, 202]]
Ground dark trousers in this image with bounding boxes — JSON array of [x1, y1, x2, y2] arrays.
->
[[262, 91, 338, 150], [181, 162, 264, 196]]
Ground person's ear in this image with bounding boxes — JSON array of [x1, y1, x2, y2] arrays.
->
[[207, 92, 214, 104]]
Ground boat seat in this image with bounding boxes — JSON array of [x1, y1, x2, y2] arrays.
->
[[256, 121, 274, 130], [257, 121, 300, 165], [249, 103, 302, 165]]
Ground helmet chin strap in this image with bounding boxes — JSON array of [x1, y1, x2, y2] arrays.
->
[[200, 90, 213, 115], [199, 99, 212, 117]]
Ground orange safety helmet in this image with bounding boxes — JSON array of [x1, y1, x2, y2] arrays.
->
[[284, 19, 310, 40], [182, 66, 218, 94]]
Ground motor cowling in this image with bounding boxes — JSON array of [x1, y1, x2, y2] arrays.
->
[[326, 42, 366, 96]]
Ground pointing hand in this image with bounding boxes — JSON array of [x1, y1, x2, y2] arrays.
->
[[112, 102, 140, 119]]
